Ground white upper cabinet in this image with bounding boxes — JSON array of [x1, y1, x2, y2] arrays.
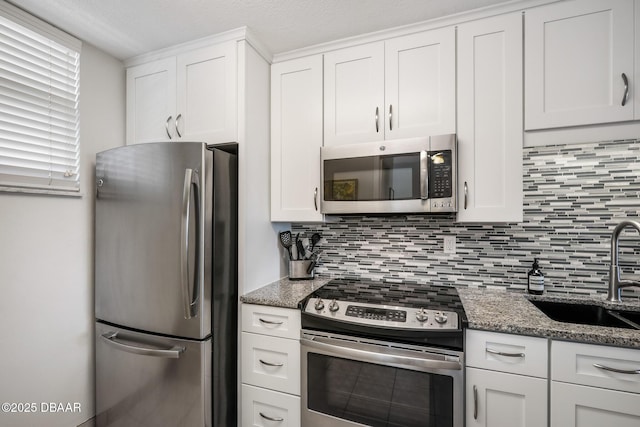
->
[[126, 42, 237, 145], [126, 57, 176, 144], [324, 27, 456, 146], [271, 55, 324, 222], [324, 42, 385, 145], [385, 28, 456, 139], [457, 12, 523, 223], [525, 0, 635, 130], [175, 43, 237, 144]]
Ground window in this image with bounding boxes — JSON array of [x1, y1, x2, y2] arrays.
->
[[0, 1, 81, 195]]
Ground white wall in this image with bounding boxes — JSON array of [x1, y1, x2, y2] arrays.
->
[[237, 41, 289, 295], [0, 43, 125, 427]]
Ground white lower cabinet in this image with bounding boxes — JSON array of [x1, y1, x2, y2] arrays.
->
[[241, 333, 300, 395], [466, 367, 547, 427], [241, 384, 300, 427], [551, 382, 640, 427], [241, 304, 301, 427], [467, 331, 640, 427], [550, 340, 640, 427], [465, 330, 548, 427]]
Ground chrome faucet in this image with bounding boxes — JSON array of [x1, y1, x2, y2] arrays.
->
[[607, 220, 640, 302]]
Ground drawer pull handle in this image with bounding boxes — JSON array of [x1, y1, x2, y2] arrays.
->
[[259, 359, 284, 367], [621, 73, 630, 106], [473, 385, 478, 420], [486, 348, 525, 358], [260, 412, 284, 422], [258, 318, 284, 325], [593, 363, 640, 375]]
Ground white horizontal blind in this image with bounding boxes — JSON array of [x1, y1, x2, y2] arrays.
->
[[0, 6, 80, 194]]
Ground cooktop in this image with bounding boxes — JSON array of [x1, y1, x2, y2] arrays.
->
[[301, 278, 467, 350]]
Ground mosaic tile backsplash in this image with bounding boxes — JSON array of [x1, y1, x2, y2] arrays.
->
[[293, 139, 640, 299]]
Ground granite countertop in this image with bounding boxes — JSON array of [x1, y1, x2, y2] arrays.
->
[[240, 276, 332, 308], [458, 288, 640, 349], [241, 278, 640, 348]]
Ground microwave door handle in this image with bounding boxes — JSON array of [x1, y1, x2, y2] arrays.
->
[[420, 150, 429, 200]]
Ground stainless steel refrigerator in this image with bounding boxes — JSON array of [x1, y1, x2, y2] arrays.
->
[[94, 142, 237, 427]]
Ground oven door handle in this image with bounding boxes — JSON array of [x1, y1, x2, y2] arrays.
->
[[301, 336, 462, 371]]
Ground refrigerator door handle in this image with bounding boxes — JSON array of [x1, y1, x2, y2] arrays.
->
[[101, 332, 185, 359], [181, 168, 201, 319]]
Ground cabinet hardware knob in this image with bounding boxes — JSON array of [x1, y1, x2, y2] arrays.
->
[[175, 113, 182, 138], [593, 363, 640, 375], [260, 412, 284, 422], [259, 359, 284, 367], [165, 116, 172, 139], [464, 182, 468, 210], [486, 347, 525, 358], [621, 73, 630, 106], [314, 187, 319, 211], [258, 318, 283, 325], [473, 385, 478, 420]]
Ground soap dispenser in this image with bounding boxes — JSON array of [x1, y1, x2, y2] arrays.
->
[[527, 258, 544, 295]]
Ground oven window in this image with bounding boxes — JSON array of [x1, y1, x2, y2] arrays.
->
[[323, 153, 420, 201], [307, 353, 453, 427]]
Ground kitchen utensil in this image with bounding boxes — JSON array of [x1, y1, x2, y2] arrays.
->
[[310, 232, 322, 252], [295, 233, 306, 260], [306, 261, 315, 274], [279, 231, 293, 260]]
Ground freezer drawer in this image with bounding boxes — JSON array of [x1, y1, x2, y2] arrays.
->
[[95, 322, 211, 427]]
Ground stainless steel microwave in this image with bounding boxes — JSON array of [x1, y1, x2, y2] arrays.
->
[[321, 134, 457, 214]]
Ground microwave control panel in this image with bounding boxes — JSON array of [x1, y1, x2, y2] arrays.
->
[[429, 149, 453, 199]]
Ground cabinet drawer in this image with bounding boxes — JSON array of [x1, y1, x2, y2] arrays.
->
[[242, 332, 300, 395], [242, 304, 301, 339], [466, 330, 548, 377], [241, 384, 300, 427], [551, 341, 640, 394]]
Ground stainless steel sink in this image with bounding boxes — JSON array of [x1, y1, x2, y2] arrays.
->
[[529, 299, 640, 330]]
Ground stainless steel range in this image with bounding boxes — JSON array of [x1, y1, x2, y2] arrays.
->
[[300, 278, 466, 427]]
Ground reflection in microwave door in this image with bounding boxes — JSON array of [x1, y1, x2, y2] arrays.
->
[[325, 179, 358, 201]]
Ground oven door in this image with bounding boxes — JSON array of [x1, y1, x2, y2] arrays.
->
[[301, 331, 463, 427]]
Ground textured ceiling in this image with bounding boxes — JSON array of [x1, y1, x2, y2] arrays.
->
[[8, 0, 512, 61]]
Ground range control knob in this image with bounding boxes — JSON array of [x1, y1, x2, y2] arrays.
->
[[328, 299, 340, 312], [434, 312, 448, 324], [416, 308, 429, 322], [314, 298, 324, 311]]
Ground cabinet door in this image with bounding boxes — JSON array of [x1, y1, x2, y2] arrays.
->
[[525, 0, 635, 129], [126, 57, 176, 144], [457, 13, 523, 223], [466, 367, 547, 427], [176, 42, 237, 144], [551, 382, 640, 427], [271, 56, 323, 222], [324, 42, 384, 145], [385, 27, 456, 139]]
